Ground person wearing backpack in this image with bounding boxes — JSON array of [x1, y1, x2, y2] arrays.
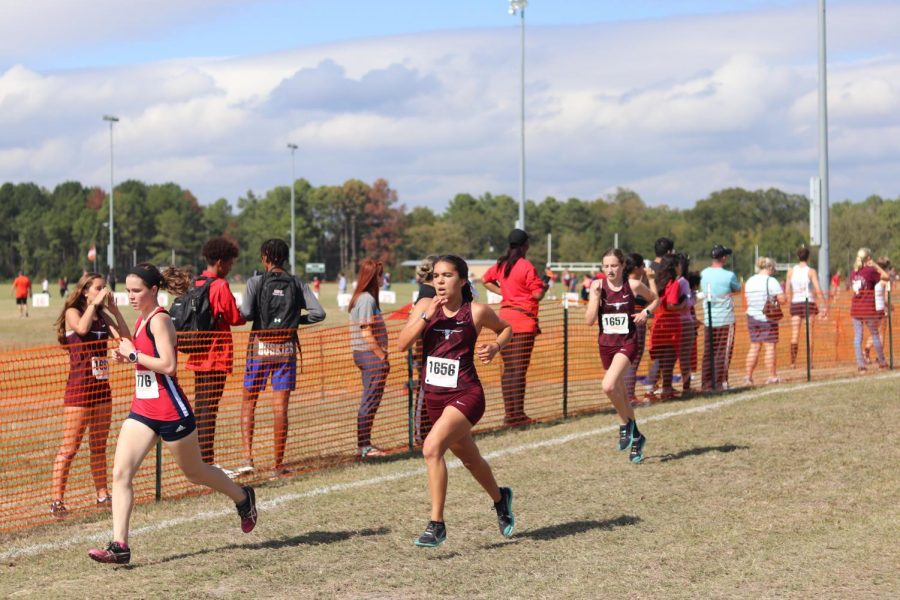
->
[[182, 237, 246, 472], [240, 239, 325, 476]]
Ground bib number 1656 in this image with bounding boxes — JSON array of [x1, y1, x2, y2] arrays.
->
[[425, 356, 460, 388]]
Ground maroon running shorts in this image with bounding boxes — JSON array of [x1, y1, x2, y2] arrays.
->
[[789, 302, 819, 317], [425, 387, 486, 426], [599, 343, 639, 370]]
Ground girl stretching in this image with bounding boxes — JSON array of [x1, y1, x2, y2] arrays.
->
[[398, 255, 515, 547], [88, 263, 257, 565], [586, 249, 658, 463]]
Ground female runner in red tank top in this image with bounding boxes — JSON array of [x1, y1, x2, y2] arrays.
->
[[88, 263, 258, 565], [398, 255, 515, 548], [585, 249, 658, 463], [51, 272, 130, 518]]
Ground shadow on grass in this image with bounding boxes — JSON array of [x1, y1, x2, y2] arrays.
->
[[144, 527, 390, 566], [480, 515, 640, 549], [653, 444, 749, 463]]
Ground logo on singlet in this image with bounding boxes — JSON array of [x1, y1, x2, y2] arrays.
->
[[90, 329, 105, 339], [608, 301, 628, 310], [434, 328, 462, 340]]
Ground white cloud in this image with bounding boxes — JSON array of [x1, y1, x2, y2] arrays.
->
[[0, 2, 898, 210]]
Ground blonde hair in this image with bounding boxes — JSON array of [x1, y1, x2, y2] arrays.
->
[[756, 257, 774, 271], [854, 248, 872, 271], [415, 255, 439, 284]]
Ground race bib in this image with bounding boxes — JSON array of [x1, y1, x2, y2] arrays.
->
[[91, 357, 109, 381], [601, 313, 629, 335], [257, 341, 294, 357], [135, 371, 159, 399], [852, 278, 863, 294], [425, 356, 460, 388]]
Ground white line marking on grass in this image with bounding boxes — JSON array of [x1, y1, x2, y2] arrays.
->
[[3, 373, 897, 561]]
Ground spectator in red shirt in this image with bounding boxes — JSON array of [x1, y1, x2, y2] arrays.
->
[[482, 229, 548, 425], [13, 271, 32, 317], [850, 247, 889, 371], [187, 237, 246, 469]]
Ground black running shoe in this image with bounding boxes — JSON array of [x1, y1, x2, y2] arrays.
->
[[88, 541, 130, 564], [494, 487, 515, 537], [237, 486, 257, 533], [414, 520, 446, 547], [629, 434, 646, 463], [618, 421, 634, 451]]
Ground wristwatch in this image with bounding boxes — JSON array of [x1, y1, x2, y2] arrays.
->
[[128, 350, 139, 363], [419, 312, 428, 321]]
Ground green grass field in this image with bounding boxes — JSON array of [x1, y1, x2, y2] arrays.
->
[[1, 376, 897, 599]]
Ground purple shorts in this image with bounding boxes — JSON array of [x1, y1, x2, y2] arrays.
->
[[748, 316, 779, 343], [599, 343, 639, 370], [425, 387, 486, 426]]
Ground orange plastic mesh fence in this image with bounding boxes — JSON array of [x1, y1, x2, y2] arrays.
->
[[0, 296, 894, 532]]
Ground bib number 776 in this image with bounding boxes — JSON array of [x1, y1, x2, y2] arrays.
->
[[135, 371, 160, 399]]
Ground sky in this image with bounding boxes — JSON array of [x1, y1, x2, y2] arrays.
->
[[1, 0, 897, 212]]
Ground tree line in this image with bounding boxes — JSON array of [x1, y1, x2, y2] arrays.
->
[[1, 179, 897, 282]]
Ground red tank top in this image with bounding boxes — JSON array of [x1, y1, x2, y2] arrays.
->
[[64, 315, 111, 399], [422, 302, 481, 395], [130, 308, 192, 421], [597, 278, 637, 347]]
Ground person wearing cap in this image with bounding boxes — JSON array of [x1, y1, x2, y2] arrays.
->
[[482, 229, 548, 425], [699, 244, 741, 392]]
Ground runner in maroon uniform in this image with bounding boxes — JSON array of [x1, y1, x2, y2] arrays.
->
[[585, 249, 658, 463], [51, 273, 130, 518], [88, 263, 257, 565], [398, 255, 515, 547]]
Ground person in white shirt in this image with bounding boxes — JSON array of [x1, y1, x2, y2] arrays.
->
[[744, 257, 786, 385], [785, 246, 828, 369]]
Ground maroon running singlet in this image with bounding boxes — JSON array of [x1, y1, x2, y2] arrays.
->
[[422, 302, 486, 425], [597, 278, 639, 369], [63, 316, 113, 407]]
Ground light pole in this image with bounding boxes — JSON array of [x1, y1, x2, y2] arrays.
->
[[287, 143, 298, 275], [508, 0, 527, 230], [102, 115, 119, 273], [816, 0, 830, 292]]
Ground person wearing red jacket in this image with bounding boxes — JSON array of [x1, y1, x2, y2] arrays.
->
[[187, 237, 246, 470], [482, 229, 548, 425]]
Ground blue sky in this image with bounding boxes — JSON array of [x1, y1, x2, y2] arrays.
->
[[0, 0, 896, 212], [9, 1, 822, 71]]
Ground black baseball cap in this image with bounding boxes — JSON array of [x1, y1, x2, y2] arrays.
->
[[508, 229, 530, 247], [711, 244, 733, 259]]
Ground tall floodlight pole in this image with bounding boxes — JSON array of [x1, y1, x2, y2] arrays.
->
[[287, 143, 298, 275], [817, 0, 830, 292], [509, 0, 527, 230], [102, 115, 119, 272]]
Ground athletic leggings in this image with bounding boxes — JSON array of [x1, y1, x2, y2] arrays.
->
[[194, 371, 228, 464], [500, 332, 536, 422], [702, 325, 735, 391], [853, 318, 885, 368], [353, 350, 390, 448]]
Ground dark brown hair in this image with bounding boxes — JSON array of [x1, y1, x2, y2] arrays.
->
[[55, 272, 104, 345]]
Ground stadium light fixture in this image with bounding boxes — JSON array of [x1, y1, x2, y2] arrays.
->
[[508, 1, 527, 229], [102, 115, 119, 273], [287, 143, 299, 275]]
